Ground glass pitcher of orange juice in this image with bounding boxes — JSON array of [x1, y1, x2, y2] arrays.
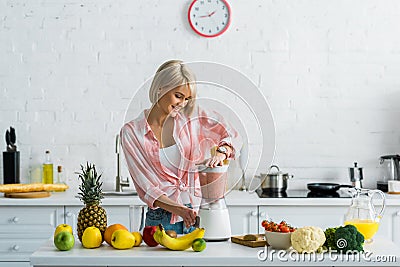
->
[[344, 188, 386, 243]]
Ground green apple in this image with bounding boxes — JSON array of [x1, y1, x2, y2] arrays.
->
[[54, 231, 75, 251], [54, 224, 73, 237]]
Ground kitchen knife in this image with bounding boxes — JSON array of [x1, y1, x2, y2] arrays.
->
[[193, 216, 200, 228], [10, 127, 16, 145], [5, 129, 10, 150], [9, 127, 17, 151]]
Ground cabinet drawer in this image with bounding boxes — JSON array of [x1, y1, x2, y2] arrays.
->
[[0, 207, 61, 233], [65, 206, 130, 232], [0, 263, 30, 267], [0, 237, 47, 259]]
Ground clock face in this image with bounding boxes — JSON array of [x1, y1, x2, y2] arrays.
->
[[188, 0, 231, 38]]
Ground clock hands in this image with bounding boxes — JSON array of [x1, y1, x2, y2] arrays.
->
[[199, 10, 216, 18]]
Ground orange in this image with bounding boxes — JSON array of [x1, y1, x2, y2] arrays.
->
[[104, 224, 128, 245], [131, 231, 143, 246]]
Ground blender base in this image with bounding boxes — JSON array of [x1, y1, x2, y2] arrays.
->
[[198, 208, 231, 241]]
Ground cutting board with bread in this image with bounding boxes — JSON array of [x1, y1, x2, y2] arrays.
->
[[0, 183, 68, 198], [231, 234, 268, 247], [4, 191, 51, 198]]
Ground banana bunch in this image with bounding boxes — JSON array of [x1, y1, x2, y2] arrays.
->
[[153, 224, 205, 251]]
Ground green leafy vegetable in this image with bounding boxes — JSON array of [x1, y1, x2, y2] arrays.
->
[[323, 227, 339, 250], [334, 225, 364, 252]]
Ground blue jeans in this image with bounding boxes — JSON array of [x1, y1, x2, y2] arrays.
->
[[145, 204, 195, 234]]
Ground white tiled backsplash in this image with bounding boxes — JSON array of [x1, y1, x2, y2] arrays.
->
[[1, 0, 400, 191]]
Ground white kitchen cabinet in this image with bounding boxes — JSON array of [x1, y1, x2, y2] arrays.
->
[[228, 204, 400, 247], [378, 206, 400, 246], [0, 262, 30, 267], [229, 205, 347, 235], [64, 205, 132, 233], [129, 205, 146, 232], [0, 204, 138, 267], [258, 205, 347, 233], [0, 206, 63, 263], [228, 206, 259, 235], [391, 207, 400, 246]]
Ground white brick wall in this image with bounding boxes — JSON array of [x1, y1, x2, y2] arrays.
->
[[1, 0, 400, 191]]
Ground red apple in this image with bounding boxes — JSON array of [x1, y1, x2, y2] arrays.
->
[[142, 226, 159, 247]]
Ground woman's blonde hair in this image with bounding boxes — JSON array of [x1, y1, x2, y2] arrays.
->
[[149, 60, 197, 116]]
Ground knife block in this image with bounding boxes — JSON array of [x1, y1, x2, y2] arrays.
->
[[2, 151, 20, 184]]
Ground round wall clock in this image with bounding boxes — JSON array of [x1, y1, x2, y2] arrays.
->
[[188, 0, 231, 38]]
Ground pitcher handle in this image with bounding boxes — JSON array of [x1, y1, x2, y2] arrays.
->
[[369, 190, 386, 220]]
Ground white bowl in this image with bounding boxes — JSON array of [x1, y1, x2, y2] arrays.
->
[[265, 231, 292, 250]]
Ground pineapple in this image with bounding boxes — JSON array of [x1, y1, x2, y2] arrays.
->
[[76, 162, 107, 242]]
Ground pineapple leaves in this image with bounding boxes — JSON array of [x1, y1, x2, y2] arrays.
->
[[76, 162, 104, 205]]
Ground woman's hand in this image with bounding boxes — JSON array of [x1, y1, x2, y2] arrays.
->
[[204, 152, 226, 168], [154, 196, 197, 228], [177, 206, 197, 228]]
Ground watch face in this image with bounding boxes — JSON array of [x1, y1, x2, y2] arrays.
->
[[188, 0, 231, 38], [217, 146, 227, 154]]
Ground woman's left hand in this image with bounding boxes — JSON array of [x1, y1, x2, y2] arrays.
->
[[204, 153, 226, 168]]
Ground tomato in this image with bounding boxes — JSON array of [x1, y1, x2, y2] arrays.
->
[[261, 220, 268, 228], [263, 219, 296, 233], [280, 226, 290, 233]]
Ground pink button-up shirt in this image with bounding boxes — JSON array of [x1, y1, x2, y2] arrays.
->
[[120, 106, 242, 224]]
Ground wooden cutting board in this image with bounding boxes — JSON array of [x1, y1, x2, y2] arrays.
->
[[4, 191, 51, 198], [231, 234, 268, 247]]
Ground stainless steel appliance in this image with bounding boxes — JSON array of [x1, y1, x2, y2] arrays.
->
[[348, 162, 363, 188], [258, 165, 294, 193], [378, 155, 400, 192]]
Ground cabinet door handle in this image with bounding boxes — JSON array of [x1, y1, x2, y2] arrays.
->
[[396, 211, 400, 217], [12, 217, 19, 223], [259, 212, 266, 217], [66, 212, 73, 217], [251, 211, 257, 217], [12, 245, 19, 251]]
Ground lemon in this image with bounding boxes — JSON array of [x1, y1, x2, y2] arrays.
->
[[82, 226, 102, 249], [131, 231, 143, 247], [192, 238, 206, 252]]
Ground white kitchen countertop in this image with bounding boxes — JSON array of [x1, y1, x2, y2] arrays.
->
[[0, 189, 399, 206], [30, 237, 400, 266]]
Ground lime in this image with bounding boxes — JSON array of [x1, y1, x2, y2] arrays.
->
[[192, 238, 206, 252]]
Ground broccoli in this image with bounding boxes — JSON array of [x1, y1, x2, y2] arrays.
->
[[334, 225, 364, 252], [323, 227, 339, 250]]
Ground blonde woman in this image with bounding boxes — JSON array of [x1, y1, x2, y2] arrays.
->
[[121, 60, 241, 233]]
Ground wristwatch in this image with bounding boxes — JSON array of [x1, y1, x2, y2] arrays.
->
[[216, 146, 228, 160]]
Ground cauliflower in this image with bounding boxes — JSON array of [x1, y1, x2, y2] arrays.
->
[[291, 226, 326, 253]]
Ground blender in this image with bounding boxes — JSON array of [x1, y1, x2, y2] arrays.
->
[[197, 164, 231, 241]]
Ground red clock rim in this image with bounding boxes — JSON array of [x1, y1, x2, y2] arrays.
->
[[187, 0, 231, 38]]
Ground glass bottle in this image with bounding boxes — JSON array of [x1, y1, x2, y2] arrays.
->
[[54, 165, 66, 191], [42, 150, 53, 184]]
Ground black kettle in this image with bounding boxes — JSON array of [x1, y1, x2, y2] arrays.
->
[[378, 154, 400, 192]]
